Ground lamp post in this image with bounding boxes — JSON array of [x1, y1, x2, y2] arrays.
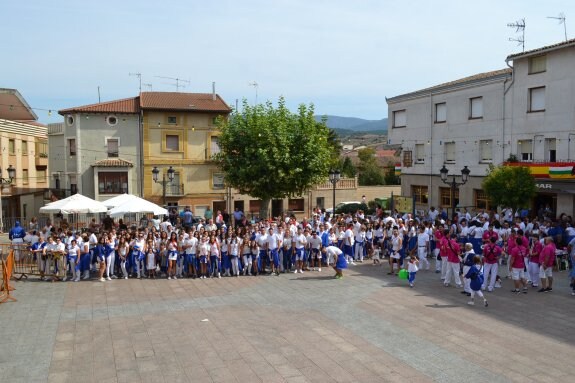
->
[[439, 165, 470, 221], [328, 169, 341, 216], [152, 166, 175, 207], [0, 165, 16, 232]]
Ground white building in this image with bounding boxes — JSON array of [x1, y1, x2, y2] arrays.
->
[[49, 97, 141, 201], [387, 38, 575, 218]]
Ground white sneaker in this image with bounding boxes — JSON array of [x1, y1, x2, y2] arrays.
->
[[168, 276, 172, 280], [173, 276, 177, 280], [111, 275, 117, 279], [467, 301, 475, 306], [99, 277, 106, 282], [350, 262, 357, 266], [318, 268, 321, 272], [124, 276, 128, 280], [106, 277, 112, 281], [293, 270, 298, 274], [300, 270, 304, 273], [218, 273, 221, 279], [62, 277, 67, 282], [74, 277, 80, 282]]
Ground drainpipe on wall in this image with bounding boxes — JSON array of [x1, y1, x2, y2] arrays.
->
[[139, 110, 144, 197], [504, 59, 515, 162], [429, 91, 434, 210]]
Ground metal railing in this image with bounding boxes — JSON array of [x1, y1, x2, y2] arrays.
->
[[165, 183, 184, 196]]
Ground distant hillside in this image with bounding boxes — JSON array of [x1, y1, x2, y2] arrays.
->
[[315, 115, 388, 133]]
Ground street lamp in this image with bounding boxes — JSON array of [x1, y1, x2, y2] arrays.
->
[[439, 165, 470, 221], [328, 169, 341, 216], [152, 166, 175, 207], [0, 165, 16, 232]]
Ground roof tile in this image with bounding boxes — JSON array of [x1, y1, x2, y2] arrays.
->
[[91, 158, 134, 167], [139, 92, 231, 113], [387, 68, 512, 102], [506, 38, 575, 60], [59, 97, 140, 115]]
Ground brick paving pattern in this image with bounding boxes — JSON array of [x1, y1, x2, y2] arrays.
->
[[0, 262, 574, 382]]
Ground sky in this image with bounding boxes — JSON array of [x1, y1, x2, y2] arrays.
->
[[1, 0, 574, 124]]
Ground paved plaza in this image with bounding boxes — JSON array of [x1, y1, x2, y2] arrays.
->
[[1, 261, 574, 383]]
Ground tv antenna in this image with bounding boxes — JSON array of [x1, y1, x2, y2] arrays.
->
[[129, 72, 142, 92], [143, 83, 153, 91], [547, 12, 568, 41], [155, 76, 190, 92], [507, 18, 526, 52], [248, 81, 258, 104]]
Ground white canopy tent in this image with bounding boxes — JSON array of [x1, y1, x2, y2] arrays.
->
[[102, 193, 137, 209], [108, 196, 168, 218], [39, 193, 109, 214]]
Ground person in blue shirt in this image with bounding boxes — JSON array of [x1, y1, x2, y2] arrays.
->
[[464, 255, 488, 307], [9, 220, 26, 261], [30, 235, 47, 280]]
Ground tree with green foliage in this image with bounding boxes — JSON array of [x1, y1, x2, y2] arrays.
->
[[357, 147, 385, 185], [214, 98, 332, 219], [326, 128, 342, 168], [482, 165, 537, 211], [340, 156, 356, 178]]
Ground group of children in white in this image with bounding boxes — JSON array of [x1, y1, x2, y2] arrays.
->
[[21, 207, 575, 308]]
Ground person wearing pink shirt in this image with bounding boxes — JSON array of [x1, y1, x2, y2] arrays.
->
[[482, 224, 499, 245], [529, 233, 543, 288], [509, 237, 528, 294], [538, 237, 556, 293], [482, 237, 502, 292], [443, 234, 462, 288], [433, 227, 444, 275]]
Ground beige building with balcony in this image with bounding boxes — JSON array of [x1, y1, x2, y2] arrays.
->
[[140, 92, 232, 215], [0, 88, 50, 229]]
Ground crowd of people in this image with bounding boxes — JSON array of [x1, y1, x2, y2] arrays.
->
[[8, 205, 575, 303]]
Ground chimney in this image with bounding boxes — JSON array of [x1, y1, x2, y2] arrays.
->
[[212, 82, 216, 101]]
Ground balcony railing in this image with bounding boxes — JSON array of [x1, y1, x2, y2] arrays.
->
[[315, 177, 357, 190], [165, 183, 184, 196]]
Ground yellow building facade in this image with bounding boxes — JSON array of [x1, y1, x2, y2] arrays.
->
[[140, 92, 231, 215]]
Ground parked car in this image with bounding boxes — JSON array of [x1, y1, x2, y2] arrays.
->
[[325, 201, 363, 214]]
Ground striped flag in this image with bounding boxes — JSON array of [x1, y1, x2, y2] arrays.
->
[[394, 164, 401, 176], [549, 165, 574, 178]]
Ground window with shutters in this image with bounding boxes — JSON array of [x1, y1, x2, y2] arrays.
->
[[412, 185, 428, 204], [9, 139, 15, 155], [518, 140, 533, 161], [439, 187, 459, 208], [68, 138, 76, 156], [210, 135, 220, 156], [106, 138, 119, 158], [403, 150, 413, 167], [444, 142, 455, 163], [22, 140, 28, 155], [528, 55, 546, 74], [98, 172, 128, 194], [435, 102, 446, 123], [162, 131, 182, 152], [470, 97, 483, 119], [529, 87, 545, 112], [415, 144, 425, 164], [545, 138, 556, 163], [392, 110, 406, 128], [22, 169, 29, 184], [479, 140, 492, 163], [474, 189, 491, 210]]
